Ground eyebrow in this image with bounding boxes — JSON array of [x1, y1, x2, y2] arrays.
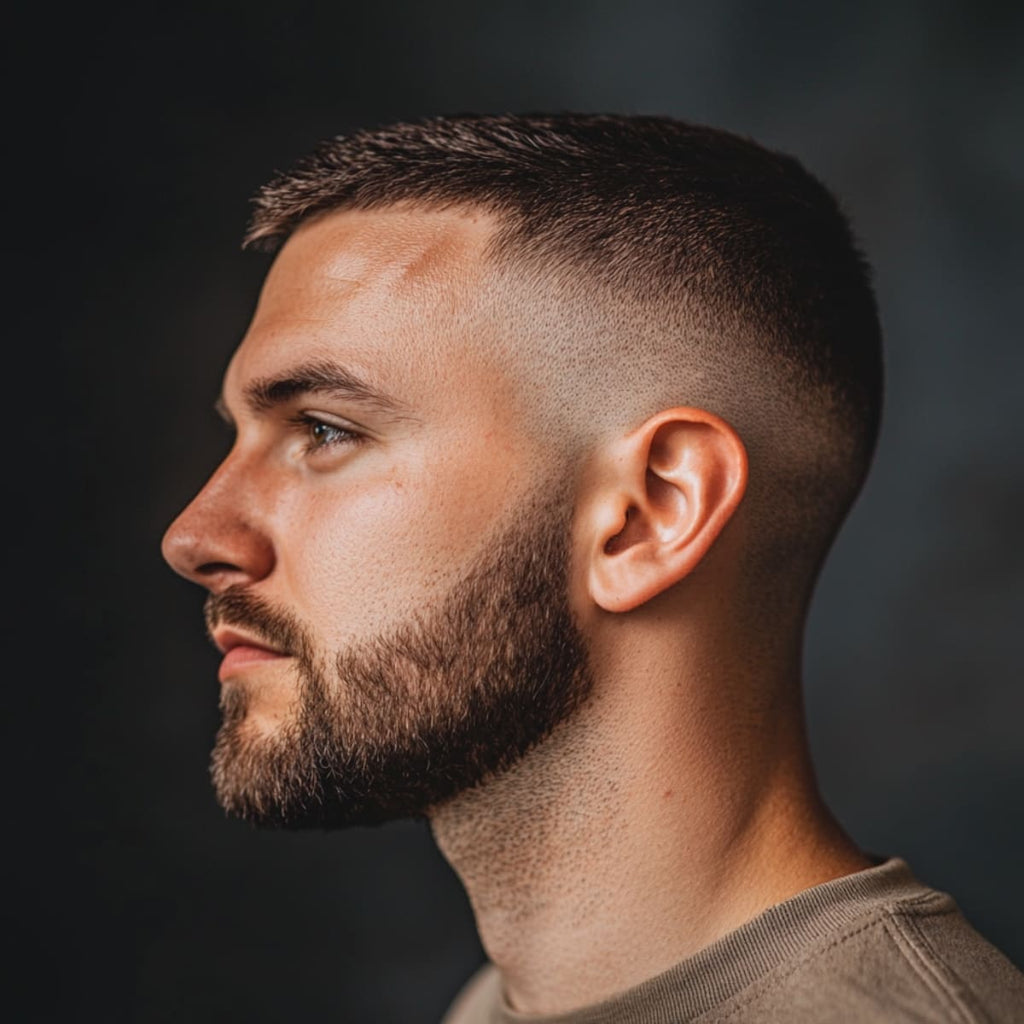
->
[[215, 359, 414, 423]]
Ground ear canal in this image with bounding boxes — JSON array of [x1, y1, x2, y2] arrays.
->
[[604, 506, 638, 555]]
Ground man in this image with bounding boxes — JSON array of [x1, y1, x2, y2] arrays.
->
[[161, 114, 1023, 1022]]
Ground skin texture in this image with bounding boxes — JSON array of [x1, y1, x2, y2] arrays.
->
[[162, 206, 872, 1016], [199, 491, 594, 827]]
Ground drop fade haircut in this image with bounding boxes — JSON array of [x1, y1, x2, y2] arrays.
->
[[245, 113, 883, 622]]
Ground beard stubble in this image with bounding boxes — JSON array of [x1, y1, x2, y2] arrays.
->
[[204, 489, 595, 828]]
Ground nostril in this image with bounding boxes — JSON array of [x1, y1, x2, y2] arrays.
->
[[197, 561, 245, 577]]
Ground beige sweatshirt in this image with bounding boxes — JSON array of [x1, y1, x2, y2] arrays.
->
[[442, 856, 1024, 1023]]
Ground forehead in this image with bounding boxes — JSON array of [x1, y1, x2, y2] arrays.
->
[[224, 205, 504, 408]]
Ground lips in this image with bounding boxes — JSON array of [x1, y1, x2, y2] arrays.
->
[[212, 627, 290, 682]]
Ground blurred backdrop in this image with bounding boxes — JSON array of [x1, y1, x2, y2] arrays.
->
[[14, 1, 1022, 1020]]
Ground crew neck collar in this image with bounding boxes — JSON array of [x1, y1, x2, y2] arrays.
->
[[477, 855, 940, 1024]]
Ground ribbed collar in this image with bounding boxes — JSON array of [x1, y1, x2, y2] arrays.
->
[[474, 855, 946, 1024]]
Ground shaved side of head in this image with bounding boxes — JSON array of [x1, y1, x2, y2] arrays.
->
[[246, 114, 883, 626]]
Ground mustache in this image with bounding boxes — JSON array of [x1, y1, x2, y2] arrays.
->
[[204, 589, 310, 659]]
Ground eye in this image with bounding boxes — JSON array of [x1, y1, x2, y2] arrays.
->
[[288, 413, 364, 455]]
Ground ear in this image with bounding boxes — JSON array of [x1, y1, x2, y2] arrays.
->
[[586, 408, 748, 613]]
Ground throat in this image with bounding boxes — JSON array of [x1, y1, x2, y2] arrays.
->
[[428, 706, 866, 1018]]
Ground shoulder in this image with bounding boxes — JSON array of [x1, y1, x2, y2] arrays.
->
[[701, 889, 1024, 1023], [881, 893, 1024, 1022]]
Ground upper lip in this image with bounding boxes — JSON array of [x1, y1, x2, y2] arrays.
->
[[211, 627, 288, 657]]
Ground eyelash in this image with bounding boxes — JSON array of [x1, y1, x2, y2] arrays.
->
[[287, 413, 364, 455]]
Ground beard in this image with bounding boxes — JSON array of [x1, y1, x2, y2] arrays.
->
[[203, 488, 594, 829]]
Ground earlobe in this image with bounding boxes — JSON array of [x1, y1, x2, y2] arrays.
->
[[588, 408, 748, 613]]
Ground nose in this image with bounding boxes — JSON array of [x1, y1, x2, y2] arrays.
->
[[161, 457, 275, 593]]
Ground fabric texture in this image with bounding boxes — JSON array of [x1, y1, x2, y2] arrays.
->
[[442, 856, 1024, 1023]]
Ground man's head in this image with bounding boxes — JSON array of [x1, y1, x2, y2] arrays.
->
[[161, 113, 882, 829]]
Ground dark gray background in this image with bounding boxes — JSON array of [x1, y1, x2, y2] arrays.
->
[[14, 1, 1021, 1021]]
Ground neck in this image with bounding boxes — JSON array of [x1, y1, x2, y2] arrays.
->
[[429, 632, 870, 1016]]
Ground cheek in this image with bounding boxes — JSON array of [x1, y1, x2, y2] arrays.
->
[[270, 445, 517, 644]]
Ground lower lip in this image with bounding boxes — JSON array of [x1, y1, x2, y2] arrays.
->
[[219, 645, 290, 682]]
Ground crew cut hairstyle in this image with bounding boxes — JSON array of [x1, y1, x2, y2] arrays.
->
[[247, 113, 882, 457], [245, 114, 884, 610]]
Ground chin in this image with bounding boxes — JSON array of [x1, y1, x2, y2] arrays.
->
[[220, 676, 297, 730], [241, 707, 293, 740]]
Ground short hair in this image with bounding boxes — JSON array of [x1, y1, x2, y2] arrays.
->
[[245, 114, 884, 620]]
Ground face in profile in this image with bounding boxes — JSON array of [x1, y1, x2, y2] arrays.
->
[[161, 207, 595, 827]]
